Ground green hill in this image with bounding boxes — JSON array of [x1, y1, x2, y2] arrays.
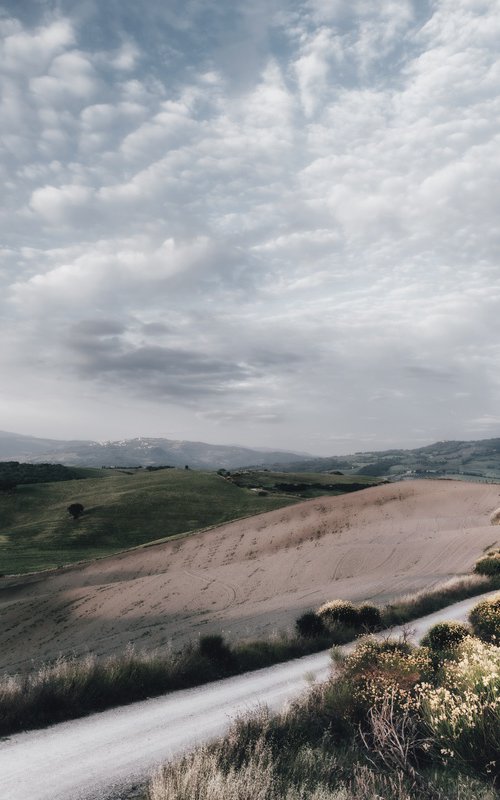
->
[[281, 438, 500, 481], [0, 468, 296, 576], [0, 468, 380, 576]]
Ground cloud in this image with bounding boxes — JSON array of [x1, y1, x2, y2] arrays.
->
[[1, 17, 74, 74], [10, 235, 218, 310], [1, 0, 500, 451]]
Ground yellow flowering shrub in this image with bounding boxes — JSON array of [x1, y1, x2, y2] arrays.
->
[[337, 638, 433, 719], [337, 633, 500, 782], [318, 600, 360, 627], [417, 637, 500, 779]]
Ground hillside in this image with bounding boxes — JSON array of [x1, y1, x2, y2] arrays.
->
[[283, 437, 500, 480], [0, 468, 379, 575], [0, 469, 293, 575], [1, 479, 499, 672]]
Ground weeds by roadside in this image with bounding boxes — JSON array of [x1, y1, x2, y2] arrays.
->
[[1, 574, 499, 737], [147, 592, 500, 800]]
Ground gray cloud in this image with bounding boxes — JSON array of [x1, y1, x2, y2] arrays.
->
[[1, 0, 500, 452]]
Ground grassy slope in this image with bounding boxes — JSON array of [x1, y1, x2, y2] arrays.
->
[[0, 469, 380, 576], [0, 469, 296, 575], [229, 470, 379, 498]]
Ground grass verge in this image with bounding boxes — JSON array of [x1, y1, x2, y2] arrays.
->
[[147, 594, 500, 800], [148, 630, 500, 800], [1, 574, 499, 738]]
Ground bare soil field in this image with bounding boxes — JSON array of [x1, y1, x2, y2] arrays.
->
[[1, 479, 499, 672]]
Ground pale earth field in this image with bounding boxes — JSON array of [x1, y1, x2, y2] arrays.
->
[[1, 479, 499, 672]]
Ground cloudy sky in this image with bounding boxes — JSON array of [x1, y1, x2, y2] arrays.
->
[[1, 0, 499, 455]]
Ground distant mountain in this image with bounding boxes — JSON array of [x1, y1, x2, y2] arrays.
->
[[0, 431, 308, 471], [2, 430, 500, 479], [280, 438, 500, 481]]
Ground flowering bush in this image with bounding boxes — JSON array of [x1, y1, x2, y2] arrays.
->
[[417, 637, 500, 780], [318, 600, 360, 628], [469, 595, 500, 643], [334, 638, 432, 723], [335, 633, 500, 782]]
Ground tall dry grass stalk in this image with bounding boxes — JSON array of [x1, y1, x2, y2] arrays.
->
[[148, 739, 495, 800]]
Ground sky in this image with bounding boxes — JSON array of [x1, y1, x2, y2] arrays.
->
[[1, 0, 500, 455]]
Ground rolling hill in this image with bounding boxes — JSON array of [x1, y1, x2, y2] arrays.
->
[[1, 479, 499, 672], [282, 437, 500, 480], [0, 467, 380, 575], [2, 430, 500, 479]]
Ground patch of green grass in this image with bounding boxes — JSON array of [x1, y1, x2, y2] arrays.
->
[[228, 470, 381, 498], [0, 469, 296, 575]]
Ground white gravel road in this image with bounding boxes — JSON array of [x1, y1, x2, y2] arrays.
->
[[0, 591, 497, 800]]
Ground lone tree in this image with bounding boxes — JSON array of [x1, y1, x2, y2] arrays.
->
[[67, 503, 84, 519]]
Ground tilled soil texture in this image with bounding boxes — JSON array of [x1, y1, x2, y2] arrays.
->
[[1, 479, 499, 671]]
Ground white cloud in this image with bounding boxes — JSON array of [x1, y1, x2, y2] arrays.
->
[[29, 183, 94, 225], [1, 18, 74, 74], [294, 27, 340, 117], [30, 50, 99, 104]]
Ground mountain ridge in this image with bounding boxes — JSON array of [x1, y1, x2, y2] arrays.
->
[[0, 430, 308, 470], [1, 430, 500, 478]]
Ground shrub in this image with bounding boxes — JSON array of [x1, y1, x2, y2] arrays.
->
[[318, 600, 360, 628], [420, 621, 470, 651], [418, 637, 500, 781], [475, 551, 500, 577], [330, 637, 433, 727], [295, 611, 327, 639], [198, 635, 234, 667], [67, 502, 84, 519], [357, 604, 382, 631], [469, 595, 500, 643]]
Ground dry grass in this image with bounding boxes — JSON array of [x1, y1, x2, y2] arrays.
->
[[381, 575, 497, 627], [148, 715, 496, 800], [148, 598, 500, 800]]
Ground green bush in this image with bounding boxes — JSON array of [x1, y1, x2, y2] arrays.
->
[[469, 595, 500, 643], [475, 551, 500, 577], [198, 635, 234, 668], [295, 611, 327, 638], [357, 603, 382, 631], [317, 599, 360, 628], [421, 621, 470, 651]]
